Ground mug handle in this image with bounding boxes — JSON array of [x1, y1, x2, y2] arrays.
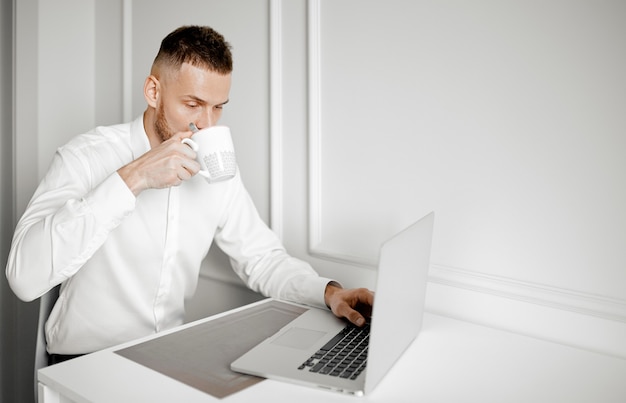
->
[[181, 137, 198, 150], [181, 138, 210, 178]]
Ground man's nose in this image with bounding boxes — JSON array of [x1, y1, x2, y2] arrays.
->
[[195, 112, 216, 130]]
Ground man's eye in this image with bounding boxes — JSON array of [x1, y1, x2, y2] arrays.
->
[[215, 105, 224, 110], [186, 103, 199, 108]]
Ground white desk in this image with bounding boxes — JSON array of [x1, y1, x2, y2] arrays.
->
[[39, 300, 626, 403]]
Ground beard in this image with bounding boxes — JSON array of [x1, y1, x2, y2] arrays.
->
[[154, 102, 174, 143]]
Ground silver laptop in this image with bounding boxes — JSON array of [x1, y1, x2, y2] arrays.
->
[[231, 212, 434, 396]]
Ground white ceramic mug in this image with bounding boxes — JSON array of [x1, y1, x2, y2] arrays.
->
[[182, 125, 237, 183]]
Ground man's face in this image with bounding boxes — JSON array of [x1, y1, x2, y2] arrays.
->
[[154, 62, 231, 142]]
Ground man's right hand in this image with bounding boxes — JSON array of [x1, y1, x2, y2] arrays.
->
[[117, 131, 201, 196]]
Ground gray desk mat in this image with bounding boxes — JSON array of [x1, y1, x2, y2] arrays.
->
[[115, 300, 307, 398]]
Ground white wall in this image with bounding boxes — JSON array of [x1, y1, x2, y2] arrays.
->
[[276, 0, 626, 357], [38, 0, 96, 178], [304, 0, 626, 293]]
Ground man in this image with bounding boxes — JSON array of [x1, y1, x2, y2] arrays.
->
[[6, 26, 373, 364]]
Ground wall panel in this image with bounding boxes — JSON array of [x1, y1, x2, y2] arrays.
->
[[278, 0, 626, 357], [308, 0, 626, 296]]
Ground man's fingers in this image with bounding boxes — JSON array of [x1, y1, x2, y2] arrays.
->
[[331, 288, 374, 327], [348, 310, 367, 327], [331, 301, 363, 327]]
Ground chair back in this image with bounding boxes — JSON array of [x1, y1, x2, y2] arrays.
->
[[34, 285, 60, 401]]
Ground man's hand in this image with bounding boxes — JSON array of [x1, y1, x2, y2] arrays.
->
[[324, 283, 374, 327], [118, 131, 201, 196]]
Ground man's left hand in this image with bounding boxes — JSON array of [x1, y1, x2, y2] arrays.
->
[[324, 283, 374, 327]]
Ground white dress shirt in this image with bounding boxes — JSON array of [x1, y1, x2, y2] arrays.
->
[[6, 116, 333, 354]]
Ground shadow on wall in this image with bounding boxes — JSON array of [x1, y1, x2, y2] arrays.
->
[[1, 0, 39, 402]]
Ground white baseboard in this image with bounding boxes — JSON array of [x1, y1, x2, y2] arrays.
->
[[427, 265, 626, 359]]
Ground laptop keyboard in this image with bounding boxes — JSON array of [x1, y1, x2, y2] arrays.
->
[[297, 323, 370, 380]]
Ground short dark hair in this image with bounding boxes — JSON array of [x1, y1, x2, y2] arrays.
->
[[152, 25, 233, 75]]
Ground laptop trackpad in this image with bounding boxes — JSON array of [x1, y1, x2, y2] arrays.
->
[[271, 327, 327, 350]]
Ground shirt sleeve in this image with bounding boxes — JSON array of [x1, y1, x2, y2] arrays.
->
[[5, 148, 136, 302], [212, 175, 333, 310]]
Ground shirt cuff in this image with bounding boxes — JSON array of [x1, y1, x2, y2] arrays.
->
[[297, 276, 343, 310]]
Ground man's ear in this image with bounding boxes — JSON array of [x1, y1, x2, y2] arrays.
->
[[144, 75, 160, 108]]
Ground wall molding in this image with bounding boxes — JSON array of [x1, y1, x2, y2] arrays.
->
[[269, 0, 284, 240], [306, 0, 376, 268], [307, 0, 324, 259], [429, 264, 626, 323], [13, 0, 39, 223], [428, 265, 626, 358], [122, 0, 133, 122]]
